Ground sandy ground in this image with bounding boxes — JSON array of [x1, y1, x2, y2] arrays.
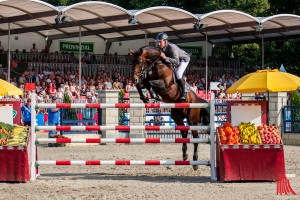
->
[[1, 133, 299, 200]]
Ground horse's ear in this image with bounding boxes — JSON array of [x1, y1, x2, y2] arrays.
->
[[129, 49, 135, 55]]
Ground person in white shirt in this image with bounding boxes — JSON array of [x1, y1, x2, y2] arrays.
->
[[104, 78, 112, 89], [30, 43, 38, 53], [191, 82, 198, 94]]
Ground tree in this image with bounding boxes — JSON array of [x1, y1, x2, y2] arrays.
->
[[44, 0, 70, 6], [205, 0, 270, 16], [266, 0, 300, 15]]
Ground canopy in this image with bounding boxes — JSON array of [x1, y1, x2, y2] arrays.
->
[[0, 79, 23, 96], [0, 1, 300, 45], [227, 69, 300, 93]]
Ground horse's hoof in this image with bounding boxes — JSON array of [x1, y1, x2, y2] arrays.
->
[[193, 165, 199, 171], [183, 154, 188, 161], [141, 97, 149, 103]]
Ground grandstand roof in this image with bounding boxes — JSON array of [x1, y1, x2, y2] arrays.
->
[[0, 0, 300, 45]]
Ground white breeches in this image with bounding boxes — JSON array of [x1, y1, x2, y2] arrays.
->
[[176, 61, 189, 79]]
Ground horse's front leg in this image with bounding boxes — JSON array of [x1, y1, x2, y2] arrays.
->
[[136, 82, 148, 103], [181, 130, 188, 161]]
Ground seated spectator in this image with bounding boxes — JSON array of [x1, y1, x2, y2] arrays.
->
[[69, 70, 76, 80], [70, 81, 76, 93], [191, 82, 198, 94], [40, 81, 47, 90], [64, 86, 72, 99], [104, 78, 112, 89], [37, 69, 44, 80], [73, 86, 80, 98], [36, 91, 44, 102], [11, 77, 18, 87], [46, 82, 56, 97], [18, 74, 26, 84], [125, 80, 135, 92], [59, 84, 65, 94], [113, 78, 122, 89], [56, 87, 64, 100], [80, 84, 88, 96], [196, 79, 203, 89], [43, 67, 51, 77], [89, 84, 96, 93]]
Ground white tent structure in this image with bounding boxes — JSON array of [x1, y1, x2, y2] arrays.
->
[[1, 0, 300, 91]]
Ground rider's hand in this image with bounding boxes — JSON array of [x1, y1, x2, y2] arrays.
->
[[160, 52, 167, 60]]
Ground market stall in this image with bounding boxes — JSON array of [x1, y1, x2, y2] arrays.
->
[[216, 69, 299, 195], [216, 121, 285, 182]]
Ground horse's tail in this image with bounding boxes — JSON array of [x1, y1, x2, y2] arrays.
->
[[200, 107, 210, 125]]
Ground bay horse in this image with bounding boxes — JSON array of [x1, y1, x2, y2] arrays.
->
[[130, 46, 210, 170]]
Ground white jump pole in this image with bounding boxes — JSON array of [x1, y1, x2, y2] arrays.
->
[[30, 93, 37, 181], [210, 92, 217, 181]]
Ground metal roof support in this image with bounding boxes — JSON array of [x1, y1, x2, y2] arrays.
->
[[262, 34, 265, 69], [205, 32, 208, 99], [79, 26, 82, 89], [7, 23, 11, 82]]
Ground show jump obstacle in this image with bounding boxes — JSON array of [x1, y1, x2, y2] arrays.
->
[[30, 91, 217, 181]]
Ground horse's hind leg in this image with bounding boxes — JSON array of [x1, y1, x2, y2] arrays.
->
[[191, 130, 199, 170], [188, 108, 201, 171], [171, 109, 188, 160]]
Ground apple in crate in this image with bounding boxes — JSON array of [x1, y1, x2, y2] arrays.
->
[[258, 124, 281, 144]]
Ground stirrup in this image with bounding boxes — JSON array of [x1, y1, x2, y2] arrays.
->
[[180, 93, 186, 100]]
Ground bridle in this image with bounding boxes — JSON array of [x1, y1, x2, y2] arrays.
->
[[133, 50, 161, 79]]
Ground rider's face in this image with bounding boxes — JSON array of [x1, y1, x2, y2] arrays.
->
[[157, 40, 167, 49]]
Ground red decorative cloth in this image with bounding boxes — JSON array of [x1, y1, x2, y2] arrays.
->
[[0, 146, 30, 182]]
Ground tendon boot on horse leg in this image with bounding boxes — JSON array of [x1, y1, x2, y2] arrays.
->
[[182, 131, 188, 160], [136, 82, 149, 103], [145, 82, 160, 101], [177, 78, 186, 101]]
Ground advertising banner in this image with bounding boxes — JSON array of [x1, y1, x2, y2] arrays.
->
[[59, 41, 94, 53], [178, 45, 202, 57]]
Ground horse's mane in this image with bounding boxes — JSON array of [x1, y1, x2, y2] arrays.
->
[[139, 46, 160, 53], [135, 46, 172, 69]]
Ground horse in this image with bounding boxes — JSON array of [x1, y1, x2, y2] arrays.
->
[[130, 46, 210, 170]]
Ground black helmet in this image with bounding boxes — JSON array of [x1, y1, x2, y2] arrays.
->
[[156, 32, 168, 41]]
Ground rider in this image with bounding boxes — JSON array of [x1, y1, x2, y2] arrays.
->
[[156, 32, 190, 100]]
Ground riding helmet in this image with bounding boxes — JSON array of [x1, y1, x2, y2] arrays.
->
[[156, 32, 168, 41]]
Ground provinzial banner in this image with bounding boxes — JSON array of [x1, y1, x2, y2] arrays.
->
[[178, 45, 202, 57], [59, 41, 94, 53]]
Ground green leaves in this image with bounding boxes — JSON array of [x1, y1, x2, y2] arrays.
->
[[291, 91, 300, 106]]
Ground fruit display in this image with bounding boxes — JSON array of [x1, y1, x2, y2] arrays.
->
[[0, 122, 29, 146], [258, 124, 282, 144], [238, 122, 262, 144], [218, 122, 240, 145]]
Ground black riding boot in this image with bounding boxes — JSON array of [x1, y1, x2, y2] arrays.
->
[[178, 78, 186, 100]]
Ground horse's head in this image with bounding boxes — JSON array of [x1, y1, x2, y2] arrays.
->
[[130, 46, 161, 84]]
